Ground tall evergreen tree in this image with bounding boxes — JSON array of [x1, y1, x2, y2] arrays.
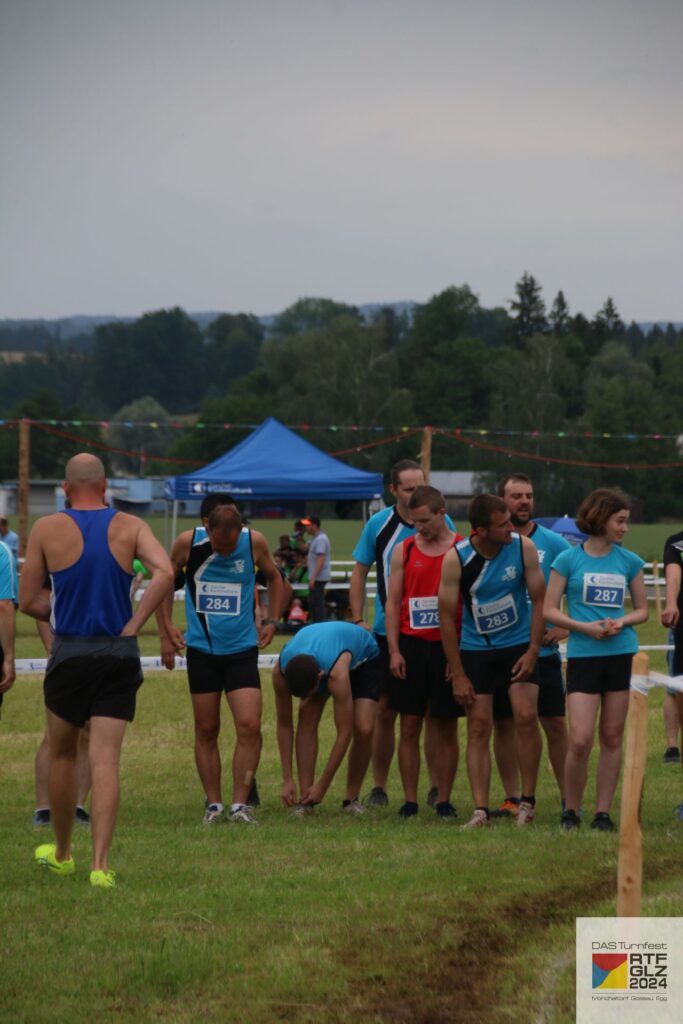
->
[[510, 272, 547, 340], [549, 290, 570, 335], [593, 297, 625, 339]]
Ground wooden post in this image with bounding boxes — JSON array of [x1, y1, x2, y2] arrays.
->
[[651, 559, 662, 619], [420, 426, 432, 484], [18, 419, 30, 558], [617, 651, 649, 918]]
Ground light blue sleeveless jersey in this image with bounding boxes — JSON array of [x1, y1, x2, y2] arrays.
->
[[185, 527, 257, 655], [457, 534, 531, 651], [550, 543, 644, 658]]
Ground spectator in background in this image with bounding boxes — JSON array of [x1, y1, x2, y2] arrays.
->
[[0, 517, 19, 563], [302, 516, 331, 623], [274, 535, 297, 572]]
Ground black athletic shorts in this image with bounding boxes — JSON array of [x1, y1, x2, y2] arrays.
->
[[493, 652, 565, 720], [372, 633, 393, 697], [348, 655, 383, 702], [671, 621, 683, 677], [44, 635, 143, 728], [388, 634, 463, 720], [186, 646, 261, 695], [461, 643, 538, 700], [566, 654, 633, 695]]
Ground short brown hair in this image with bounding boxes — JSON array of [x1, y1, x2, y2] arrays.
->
[[575, 488, 630, 536], [468, 493, 507, 530], [408, 485, 445, 514], [390, 459, 423, 487], [497, 473, 532, 496], [283, 654, 320, 698], [207, 505, 242, 535]]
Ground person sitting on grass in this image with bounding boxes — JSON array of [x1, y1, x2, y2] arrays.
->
[[272, 621, 382, 815]]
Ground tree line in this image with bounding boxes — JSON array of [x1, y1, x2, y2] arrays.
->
[[0, 275, 682, 519]]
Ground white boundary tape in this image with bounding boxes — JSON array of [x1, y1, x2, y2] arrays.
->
[[15, 653, 279, 675]]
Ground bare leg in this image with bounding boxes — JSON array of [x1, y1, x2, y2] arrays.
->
[[424, 714, 438, 790], [540, 715, 568, 800], [225, 687, 262, 806], [433, 717, 458, 804], [492, 717, 519, 799], [397, 713, 423, 803], [35, 728, 51, 808], [191, 691, 223, 805], [564, 693, 600, 813], [595, 691, 629, 814], [77, 721, 92, 807], [664, 693, 680, 749], [88, 716, 128, 872], [466, 695, 493, 808], [46, 710, 79, 862], [295, 694, 326, 793], [371, 694, 397, 790], [345, 698, 378, 800], [509, 683, 542, 798]]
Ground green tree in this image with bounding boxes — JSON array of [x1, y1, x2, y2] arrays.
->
[[271, 297, 361, 336], [204, 314, 264, 395], [510, 272, 547, 341], [107, 396, 175, 475], [549, 291, 570, 335], [592, 297, 625, 342]]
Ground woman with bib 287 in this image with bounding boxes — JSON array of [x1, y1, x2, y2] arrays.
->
[[543, 488, 648, 832]]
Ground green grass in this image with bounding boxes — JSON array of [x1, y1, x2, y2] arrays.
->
[[3, 606, 683, 1023]]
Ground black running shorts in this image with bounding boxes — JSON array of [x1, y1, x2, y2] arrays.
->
[[186, 646, 261, 695], [44, 635, 143, 728], [566, 654, 633, 695], [388, 634, 464, 720]]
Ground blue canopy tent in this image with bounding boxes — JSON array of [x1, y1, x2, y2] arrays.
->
[[165, 417, 383, 537], [535, 516, 588, 544]]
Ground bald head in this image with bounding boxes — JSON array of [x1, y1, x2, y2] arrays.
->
[[63, 454, 107, 509]]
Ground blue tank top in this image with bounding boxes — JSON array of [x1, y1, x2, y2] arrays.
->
[[528, 523, 571, 659], [279, 621, 379, 695], [50, 508, 134, 637], [185, 527, 257, 654], [456, 534, 531, 650]]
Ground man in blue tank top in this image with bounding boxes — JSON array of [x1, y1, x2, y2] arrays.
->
[[439, 494, 546, 829], [165, 503, 284, 825], [20, 453, 174, 888], [272, 622, 382, 814]]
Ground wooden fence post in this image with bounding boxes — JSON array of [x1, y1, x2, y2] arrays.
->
[[617, 651, 649, 918]]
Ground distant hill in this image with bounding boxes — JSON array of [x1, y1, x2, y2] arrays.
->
[[0, 306, 679, 352]]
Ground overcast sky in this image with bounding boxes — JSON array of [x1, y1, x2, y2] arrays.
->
[[1, 0, 681, 322]]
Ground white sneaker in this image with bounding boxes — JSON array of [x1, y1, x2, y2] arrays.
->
[[517, 801, 536, 826], [202, 804, 225, 825], [461, 808, 491, 830], [342, 799, 366, 816], [291, 803, 315, 818], [229, 805, 258, 825]]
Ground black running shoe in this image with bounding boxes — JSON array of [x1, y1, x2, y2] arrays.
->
[[365, 786, 389, 807], [590, 812, 615, 832], [435, 801, 457, 820], [426, 787, 438, 808], [247, 777, 260, 807], [398, 801, 418, 818], [560, 809, 581, 831], [32, 808, 51, 828], [664, 746, 681, 764], [75, 806, 91, 826]]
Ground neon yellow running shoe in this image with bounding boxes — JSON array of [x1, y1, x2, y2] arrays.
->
[[35, 843, 75, 876], [90, 869, 116, 889]]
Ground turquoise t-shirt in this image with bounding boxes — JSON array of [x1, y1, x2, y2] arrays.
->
[[528, 523, 571, 659], [550, 543, 644, 658], [279, 622, 380, 697]]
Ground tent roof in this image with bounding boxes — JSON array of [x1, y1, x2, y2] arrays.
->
[[165, 417, 383, 501]]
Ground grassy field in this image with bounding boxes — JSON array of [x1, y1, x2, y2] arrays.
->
[[2, 600, 682, 1023], [2, 514, 682, 1022]]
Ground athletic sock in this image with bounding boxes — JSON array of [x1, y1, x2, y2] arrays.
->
[[475, 806, 490, 818], [208, 802, 224, 813], [230, 803, 245, 814], [521, 795, 536, 807]]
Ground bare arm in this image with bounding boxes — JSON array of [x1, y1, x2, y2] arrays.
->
[[349, 561, 372, 628], [544, 569, 609, 641], [0, 600, 16, 693], [621, 571, 649, 628], [438, 549, 474, 708], [272, 662, 297, 806], [157, 531, 192, 667], [252, 532, 285, 648], [19, 521, 51, 621], [120, 524, 174, 637], [300, 654, 354, 804], [385, 543, 406, 678], [662, 562, 681, 629]]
